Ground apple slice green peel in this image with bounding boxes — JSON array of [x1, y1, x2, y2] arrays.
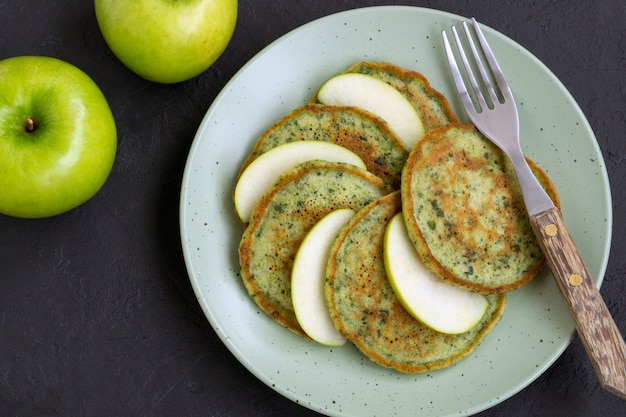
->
[[292, 208, 355, 346], [234, 141, 365, 223], [384, 213, 488, 334], [317, 73, 425, 150]]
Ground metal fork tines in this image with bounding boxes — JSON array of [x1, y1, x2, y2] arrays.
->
[[442, 18, 555, 216]]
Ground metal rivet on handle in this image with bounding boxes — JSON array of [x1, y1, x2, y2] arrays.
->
[[545, 224, 558, 237], [569, 273, 583, 287]]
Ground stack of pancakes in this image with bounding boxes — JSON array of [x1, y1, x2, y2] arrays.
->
[[236, 62, 559, 373]]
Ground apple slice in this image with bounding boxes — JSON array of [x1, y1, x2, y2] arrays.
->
[[292, 208, 355, 346], [383, 213, 488, 334], [317, 73, 425, 150], [234, 141, 365, 223]]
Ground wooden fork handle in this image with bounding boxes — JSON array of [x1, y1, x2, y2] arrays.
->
[[530, 207, 626, 399]]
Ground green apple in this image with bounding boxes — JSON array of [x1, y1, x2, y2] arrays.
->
[[383, 213, 488, 334], [234, 141, 365, 223], [95, 0, 238, 84], [317, 73, 425, 150], [292, 208, 354, 346], [0, 56, 117, 218]]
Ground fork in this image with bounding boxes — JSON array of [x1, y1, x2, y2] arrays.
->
[[443, 18, 626, 399]]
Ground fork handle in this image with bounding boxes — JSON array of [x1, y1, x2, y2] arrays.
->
[[530, 207, 626, 399]]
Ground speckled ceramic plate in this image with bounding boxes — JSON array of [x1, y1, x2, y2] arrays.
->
[[180, 6, 611, 417]]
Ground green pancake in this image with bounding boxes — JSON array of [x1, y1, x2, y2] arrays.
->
[[326, 191, 506, 373], [239, 160, 392, 338], [401, 124, 560, 294], [241, 104, 408, 189]]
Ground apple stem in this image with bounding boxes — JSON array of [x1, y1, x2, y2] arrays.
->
[[25, 118, 35, 133]]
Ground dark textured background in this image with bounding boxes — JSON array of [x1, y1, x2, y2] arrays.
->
[[1, 1, 625, 416]]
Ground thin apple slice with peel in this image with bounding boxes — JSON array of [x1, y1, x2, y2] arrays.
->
[[384, 213, 489, 334], [317, 73, 425, 150], [292, 208, 355, 346], [234, 141, 365, 223]]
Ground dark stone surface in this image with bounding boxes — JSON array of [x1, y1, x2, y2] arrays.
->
[[1, 1, 625, 416]]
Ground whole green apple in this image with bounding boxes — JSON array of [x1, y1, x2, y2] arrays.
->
[[0, 56, 117, 218], [95, 0, 238, 84]]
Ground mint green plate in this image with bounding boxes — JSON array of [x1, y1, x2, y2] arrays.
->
[[180, 6, 611, 417]]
